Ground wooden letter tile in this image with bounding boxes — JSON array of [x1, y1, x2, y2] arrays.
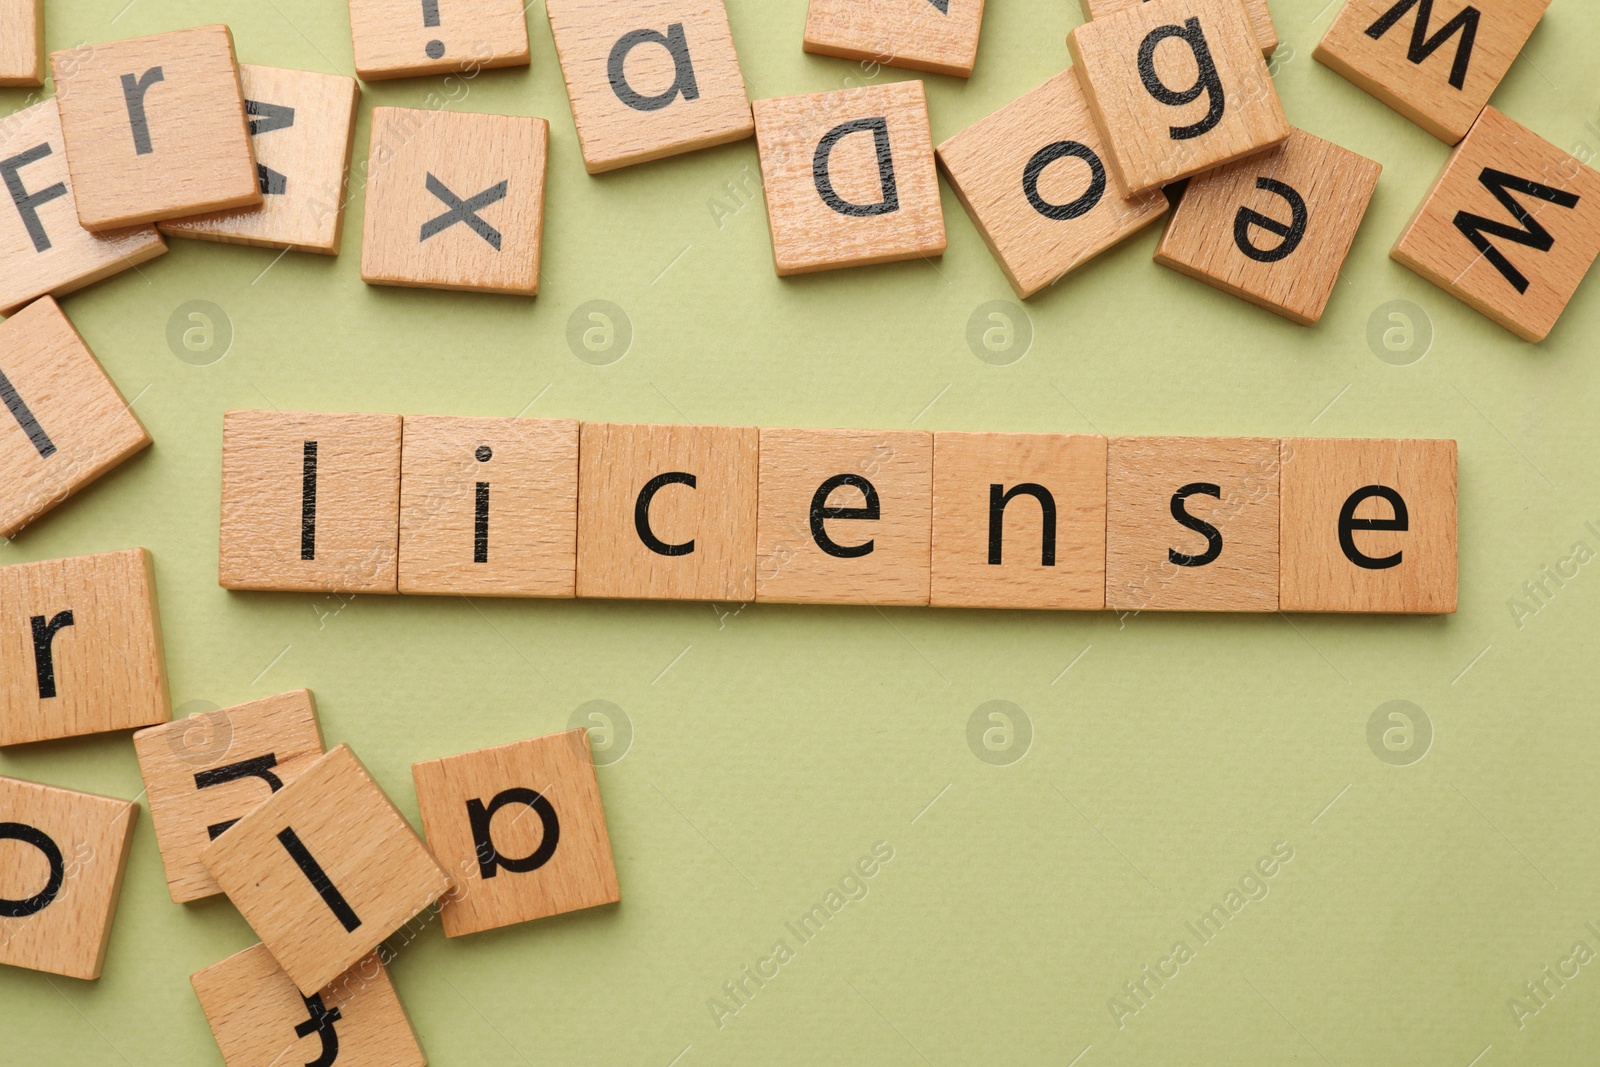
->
[[219, 410, 402, 594], [0, 99, 167, 315], [1155, 126, 1382, 325], [936, 69, 1167, 298], [752, 81, 946, 275], [931, 432, 1107, 610], [756, 427, 932, 605], [1280, 438, 1456, 613], [201, 744, 453, 996], [160, 66, 361, 255], [412, 728, 620, 938], [133, 690, 325, 904], [545, 0, 754, 173], [1067, 0, 1290, 193], [803, 0, 987, 78], [576, 422, 757, 601], [0, 296, 151, 538], [349, 0, 530, 81], [1314, 0, 1548, 144], [1, 548, 169, 747], [0, 0, 43, 86], [399, 416, 579, 597], [50, 26, 260, 229], [1391, 107, 1600, 342], [0, 774, 137, 979], [193, 943, 425, 1067], [1080, 0, 1278, 56], [361, 107, 548, 295], [1105, 437, 1280, 612]]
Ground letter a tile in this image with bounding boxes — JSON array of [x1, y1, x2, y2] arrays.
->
[[192, 943, 426, 1067], [1391, 107, 1600, 342], [804, 0, 987, 78], [160, 65, 361, 255], [1155, 126, 1382, 325], [0, 99, 167, 316], [1279, 438, 1456, 613], [1067, 0, 1289, 194], [0, 296, 152, 538], [201, 744, 453, 996], [349, 0, 530, 81], [1314, 0, 1548, 144], [1, 548, 169, 747], [50, 26, 260, 228], [412, 729, 620, 937], [361, 107, 548, 294], [0, 774, 138, 979], [936, 69, 1167, 298], [545, 0, 754, 173], [753, 81, 946, 275], [134, 690, 326, 904], [219, 410, 402, 594]]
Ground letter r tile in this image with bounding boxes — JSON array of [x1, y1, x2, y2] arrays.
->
[[752, 81, 946, 275], [1391, 107, 1600, 342], [360, 107, 548, 295], [412, 729, 620, 937], [545, 0, 754, 173]]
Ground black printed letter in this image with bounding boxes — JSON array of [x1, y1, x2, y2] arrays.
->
[[989, 484, 1057, 566], [1365, 0, 1480, 90], [810, 474, 879, 559], [608, 24, 700, 112], [1169, 483, 1223, 567], [635, 472, 696, 556], [1338, 485, 1408, 570], [0, 823, 64, 918], [1022, 141, 1107, 221], [1452, 168, 1580, 294], [1234, 177, 1308, 263], [30, 610, 74, 699], [121, 67, 165, 155], [467, 788, 560, 879], [1137, 18, 1225, 140], [813, 118, 899, 217], [0, 144, 67, 252]]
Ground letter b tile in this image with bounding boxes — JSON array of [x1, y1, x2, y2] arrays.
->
[[0, 774, 138, 979], [412, 729, 621, 937], [545, 0, 754, 173], [201, 744, 453, 996], [753, 81, 946, 275]]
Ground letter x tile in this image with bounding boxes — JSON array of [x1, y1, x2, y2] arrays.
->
[[360, 107, 549, 295]]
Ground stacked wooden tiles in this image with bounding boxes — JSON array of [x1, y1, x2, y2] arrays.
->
[[218, 412, 1458, 614]]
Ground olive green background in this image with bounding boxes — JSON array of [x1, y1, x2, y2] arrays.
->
[[4, 0, 1600, 1063]]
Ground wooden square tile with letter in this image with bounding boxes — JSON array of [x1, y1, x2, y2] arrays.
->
[[49, 25, 260, 228], [545, 0, 753, 173], [0, 774, 137, 979], [0, 296, 151, 538], [803, 0, 987, 78], [1067, 0, 1289, 193], [201, 744, 453, 996], [412, 728, 620, 937], [361, 107, 548, 294]]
